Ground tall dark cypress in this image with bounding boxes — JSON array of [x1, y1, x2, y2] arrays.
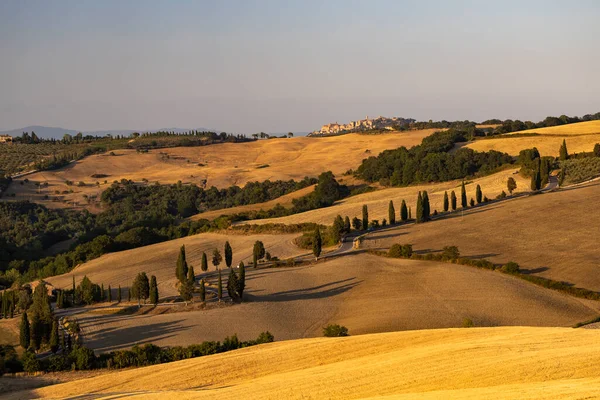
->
[[313, 227, 322, 259], [451, 191, 457, 210], [461, 181, 467, 208], [217, 269, 223, 301], [416, 192, 424, 223], [422, 191, 430, 221], [117, 285, 122, 303], [476, 185, 482, 204], [238, 262, 246, 300], [400, 199, 408, 221], [150, 275, 158, 305], [20, 311, 30, 350], [176, 245, 188, 282], [224, 241, 233, 268], [201, 252, 208, 272], [443, 191, 449, 212], [388, 200, 396, 225], [559, 139, 569, 161], [362, 205, 369, 231], [49, 318, 59, 353], [199, 279, 206, 302]]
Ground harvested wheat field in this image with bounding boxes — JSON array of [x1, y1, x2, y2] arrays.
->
[[241, 168, 530, 226], [363, 181, 600, 291], [15, 327, 600, 400], [463, 121, 600, 157], [4, 130, 433, 212], [44, 232, 307, 299], [506, 120, 600, 135], [58, 253, 599, 353]]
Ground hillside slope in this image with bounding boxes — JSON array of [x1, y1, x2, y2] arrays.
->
[[4, 130, 434, 212], [21, 327, 600, 399], [45, 252, 599, 353], [464, 121, 600, 156], [363, 180, 600, 291], [241, 168, 530, 226]]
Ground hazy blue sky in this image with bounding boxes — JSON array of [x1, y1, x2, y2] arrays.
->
[[1, 0, 599, 133]]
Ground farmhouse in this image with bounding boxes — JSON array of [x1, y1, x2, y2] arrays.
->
[[0, 134, 13, 143]]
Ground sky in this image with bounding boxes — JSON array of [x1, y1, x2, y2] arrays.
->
[[1, 0, 599, 133]]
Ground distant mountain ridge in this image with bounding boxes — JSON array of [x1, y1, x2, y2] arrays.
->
[[0, 126, 217, 140]]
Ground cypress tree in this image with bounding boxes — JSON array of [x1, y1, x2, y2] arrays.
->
[[49, 318, 59, 353], [344, 216, 351, 232], [461, 181, 467, 208], [227, 268, 240, 302], [127, 287, 131, 302], [212, 248, 222, 270], [313, 227, 322, 259], [476, 184, 482, 204], [400, 199, 408, 221], [20, 311, 30, 350], [362, 205, 368, 231], [201, 252, 208, 272], [388, 200, 396, 225], [217, 269, 223, 301], [176, 245, 188, 282], [451, 191, 457, 210], [408, 207, 412, 220], [108, 285, 112, 302], [416, 192, 424, 223], [101, 283, 105, 301], [199, 279, 206, 302], [540, 158, 550, 186], [224, 241, 233, 268], [149, 275, 158, 305], [238, 262, 246, 300], [559, 139, 569, 161], [443, 191, 449, 212], [531, 169, 541, 190], [117, 285, 122, 303], [422, 191, 430, 221], [30, 313, 41, 351]]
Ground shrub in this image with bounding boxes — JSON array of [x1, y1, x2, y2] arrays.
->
[[462, 318, 474, 328], [501, 261, 520, 274], [441, 246, 460, 260], [388, 244, 413, 258], [323, 324, 349, 337]]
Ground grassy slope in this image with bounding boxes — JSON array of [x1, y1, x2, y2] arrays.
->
[[240, 168, 530, 226], [3, 130, 434, 212], [464, 121, 600, 157], [49, 253, 599, 353], [43, 232, 307, 299], [22, 327, 600, 399], [363, 180, 600, 291]]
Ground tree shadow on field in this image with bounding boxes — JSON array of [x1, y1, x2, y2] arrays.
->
[[435, 204, 503, 221], [246, 277, 360, 303], [89, 319, 189, 352], [462, 253, 499, 259], [365, 231, 408, 241], [520, 266, 550, 274]]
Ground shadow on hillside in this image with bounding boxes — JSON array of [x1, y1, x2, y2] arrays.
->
[[520, 266, 550, 274], [246, 277, 360, 303], [463, 253, 500, 259], [90, 319, 189, 352]]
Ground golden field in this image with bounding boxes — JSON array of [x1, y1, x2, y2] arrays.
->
[[15, 327, 600, 399], [27, 252, 599, 353], [3, 130, 434, 212], [363, 180, 600, 291], [240, 168, 530, 226], [464, 121, 600, 157]]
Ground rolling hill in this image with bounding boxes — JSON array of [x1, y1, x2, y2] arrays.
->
[[362, 180, 600, 291], [16, 326, 600, 399], [464, 121, 600, 157], [4, 129, 435, 212]]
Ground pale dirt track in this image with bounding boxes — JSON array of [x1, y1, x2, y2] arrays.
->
[[363, 181, 600, 291], [18, 327, 600, 399], [4, 130, 433, 212], [241, 168, 530, 226], [59, 253, 599, 353]]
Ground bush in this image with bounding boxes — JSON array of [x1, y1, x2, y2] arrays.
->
[[462, 318, 474, 328], [441, 246, 460, 260], [323, 324, 349, 337], [501, 261, 520, 274], [388, 244, 413, 258], [21, 351, 40, 373]]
